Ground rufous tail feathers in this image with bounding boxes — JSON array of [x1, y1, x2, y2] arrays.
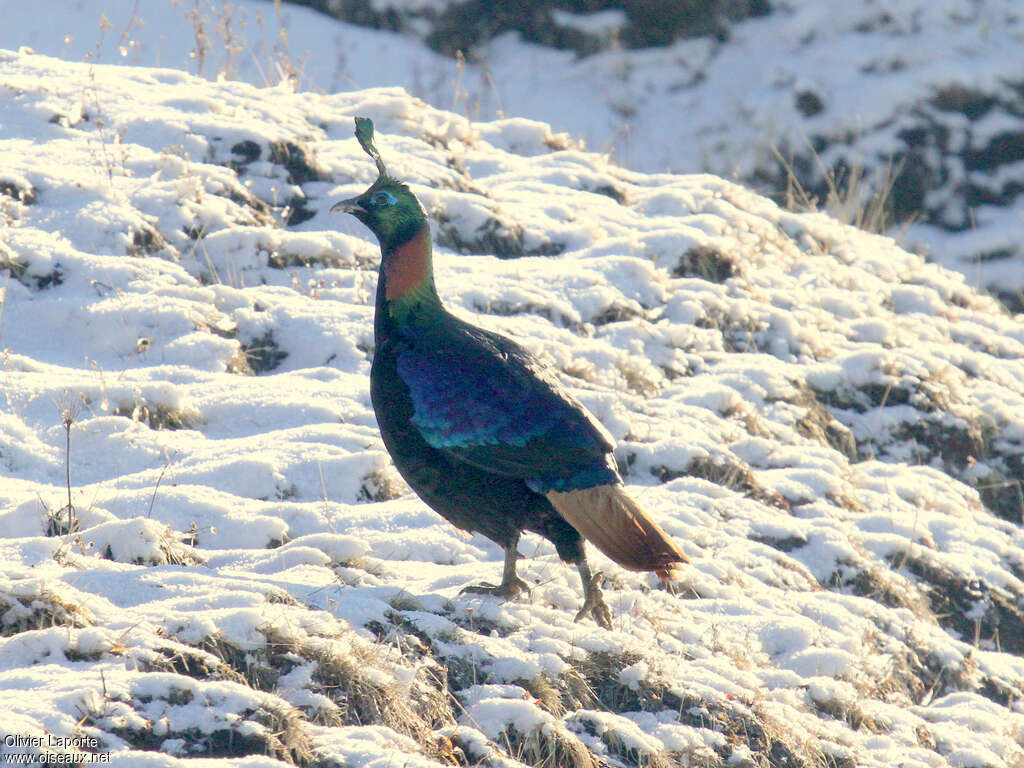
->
[[546, 484, 689, 580]]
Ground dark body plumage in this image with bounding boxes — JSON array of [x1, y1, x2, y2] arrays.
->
[[333, 118, 687, 628], [373, 284, 595, 566]]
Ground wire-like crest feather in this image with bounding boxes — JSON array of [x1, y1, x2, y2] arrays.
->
[[354, 117, 388, 179]]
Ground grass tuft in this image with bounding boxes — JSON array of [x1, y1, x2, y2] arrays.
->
[[240, 329, 289, 373], [0, 584, 94, 637]]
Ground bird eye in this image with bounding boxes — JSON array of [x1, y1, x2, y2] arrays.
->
[[370, 191, 398, 207]]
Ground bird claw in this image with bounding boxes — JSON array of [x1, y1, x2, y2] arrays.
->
[[460, 576, 530, 600], [574, 571, 612, 630]]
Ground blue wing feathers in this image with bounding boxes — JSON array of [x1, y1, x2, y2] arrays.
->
[[395, 322, 619, 491], [397, 348, 551, 447]]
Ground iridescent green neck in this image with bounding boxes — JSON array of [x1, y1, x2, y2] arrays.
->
[[389, 273, 441, 322]]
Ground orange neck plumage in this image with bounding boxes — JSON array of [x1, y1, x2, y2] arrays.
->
[[383, 224, 432, 302]]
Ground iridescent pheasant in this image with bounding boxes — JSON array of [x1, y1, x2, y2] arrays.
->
[[331, 118, 688, 628]]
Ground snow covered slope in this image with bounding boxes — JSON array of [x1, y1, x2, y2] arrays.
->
[[4, 0, 1024, 305], [1, 50, 1024, 767]]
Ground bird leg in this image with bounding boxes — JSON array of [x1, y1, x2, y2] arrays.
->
[[461, 534, 530, 599], [574, 555, 612, 630]]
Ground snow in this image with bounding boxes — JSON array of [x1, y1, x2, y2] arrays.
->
[[4, 0, 1024, 297], [0, 15, 1022, 768], [550, 9, 628, 37]]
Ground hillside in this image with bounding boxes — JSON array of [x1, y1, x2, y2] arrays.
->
[[4, 0, 1024, 307], [1, 50, 1023, 767]]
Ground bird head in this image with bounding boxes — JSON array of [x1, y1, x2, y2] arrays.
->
[[331, 118, 426, 250]]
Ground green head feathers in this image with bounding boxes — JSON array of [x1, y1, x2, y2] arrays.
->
[[331, 117, 427, 250], [355, 116, 387, 178]]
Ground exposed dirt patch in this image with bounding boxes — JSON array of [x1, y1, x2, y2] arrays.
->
[[113, 402, 203, 431], [0, 585, 94, 637], [435, 213, 565, 258], [126, 225, 166, 256], [896, 553, 1024, 656], [269, 139, 330, 185], [671, 245, 737, 282], [652, 455, 792, 511], [0, 179, 38, 204], [240, 330, 289, 374]]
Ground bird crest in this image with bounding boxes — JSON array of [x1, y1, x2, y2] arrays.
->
[[354, 117, 389, 180]]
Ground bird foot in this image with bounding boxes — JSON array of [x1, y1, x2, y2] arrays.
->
[[574, 571, 612, 630], [460, 575, 531, 600]]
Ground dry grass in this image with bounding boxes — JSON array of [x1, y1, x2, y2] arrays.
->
[[772, 143, 903, 235], [434, 211, 565, 259], [113, 401, 203, 431], [791, 385, 858, 461], [95, 692, 314, 766], [99, 523, 206, 567], [166, 621, 456, 758], [568, 710, 676, 768], [143, 639, 248, 685], [240, 329, 289, 373], [0, 584, 94, 637], [497, 722, 596, 768], [356, 468, 406, 502], [672, 245, 737, 282], [897, 552, 1024, 656], [652, 455, 792, 512]]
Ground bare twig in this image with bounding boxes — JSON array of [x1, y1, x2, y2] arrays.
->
[[147, 450, 179, 518]]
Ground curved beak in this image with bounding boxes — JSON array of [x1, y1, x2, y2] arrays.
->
[[329, 197, 365, 215]]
